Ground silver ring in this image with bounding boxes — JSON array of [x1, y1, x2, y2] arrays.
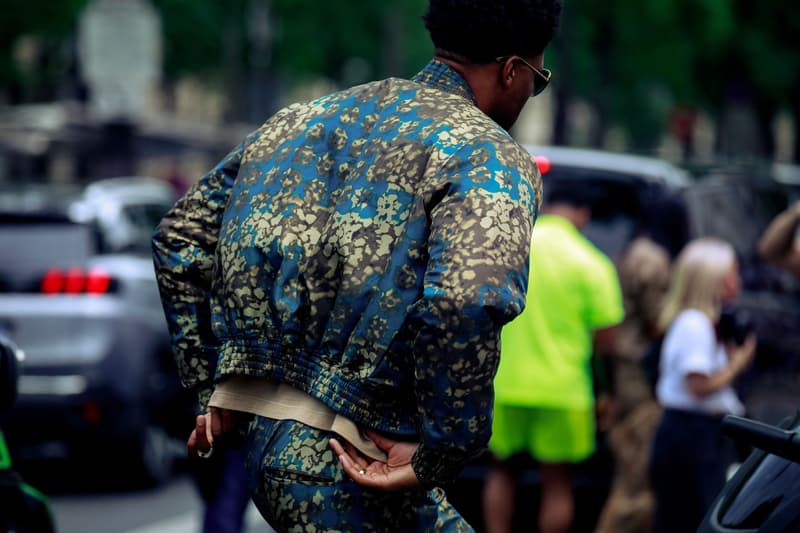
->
[[197, 447, 214, 459]]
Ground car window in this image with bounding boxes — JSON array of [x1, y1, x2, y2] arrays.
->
[[114, 202, 173, 253], [0, 216, 96, 291], [122, 203, 173, 233], [90, 201, 173, 254], [543, 168, 651, 260]]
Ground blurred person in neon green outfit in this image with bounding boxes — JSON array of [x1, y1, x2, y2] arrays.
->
[[483, 182, 624, 533]]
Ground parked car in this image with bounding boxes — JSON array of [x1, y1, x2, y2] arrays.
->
[[530, 145, 690, 257], [0, 176, 191, 486]]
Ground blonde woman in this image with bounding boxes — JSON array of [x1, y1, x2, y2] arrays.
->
[[648, 238, 756, 533]]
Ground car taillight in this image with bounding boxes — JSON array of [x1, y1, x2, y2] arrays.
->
[[85, 270, 111, 294], [532, 155, 551, 174], [40, 268, 114, 296], [64, 268, 85, 294]]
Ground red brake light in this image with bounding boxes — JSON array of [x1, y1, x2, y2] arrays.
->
[[41, 268, 64, 295], [85, 270, 111, 295], [64, 268, 85, 294], [40, 268, 113, 296], [532, 155, 551, 174], [82, 401, 103, 424]]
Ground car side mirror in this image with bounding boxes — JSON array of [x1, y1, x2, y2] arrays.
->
[[0, 336, 21, 411]]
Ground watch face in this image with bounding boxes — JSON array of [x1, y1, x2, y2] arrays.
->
[[717, 414, 800, 530]]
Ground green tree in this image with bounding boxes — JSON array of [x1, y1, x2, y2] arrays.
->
[[152, 0, 240, 80], [152, 0, 432, 119], [553, 0, 735, 152], [269, 0, 430, 83], [0, 0, 88, 101], [732, 0, 800, 160]]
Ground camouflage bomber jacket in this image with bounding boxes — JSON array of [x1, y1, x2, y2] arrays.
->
[[152, 60, 541, 486]]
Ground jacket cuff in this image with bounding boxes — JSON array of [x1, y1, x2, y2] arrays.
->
[[410, 444, 470, 487], [196, 387, 214, 413]]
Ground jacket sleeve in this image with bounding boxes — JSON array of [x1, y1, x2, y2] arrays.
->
[[410, 137, 540, 486], [152, 132, 257, 409]]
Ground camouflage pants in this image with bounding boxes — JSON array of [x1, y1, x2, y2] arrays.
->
[[244, 416, 474, 533], [594, 401, 662, 533]]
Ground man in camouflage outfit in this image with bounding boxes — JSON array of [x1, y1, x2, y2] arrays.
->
[[152, 1, 561, 530]]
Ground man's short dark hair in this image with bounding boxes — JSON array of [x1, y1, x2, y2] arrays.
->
[[544, 179, 600, 210], [423, 0, 562, 64]]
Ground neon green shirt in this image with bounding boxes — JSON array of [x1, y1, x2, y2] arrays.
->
[[494, 214, 624, 409]]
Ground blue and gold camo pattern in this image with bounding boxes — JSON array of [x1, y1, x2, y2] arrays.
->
[[245, 416, 472, 532], [153, 60, 541, 486]]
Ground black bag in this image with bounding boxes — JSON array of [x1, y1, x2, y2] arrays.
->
[[0, 471, 55, 533], [0, 433, 55, 533], [1, 336, 55, 533]]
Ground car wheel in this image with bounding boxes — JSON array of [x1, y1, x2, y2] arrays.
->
[[134, 425, 176, 487]]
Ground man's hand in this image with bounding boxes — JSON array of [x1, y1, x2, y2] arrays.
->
[[187, 406, 240, 459], [329, 431, 420, 491], [727, 333, 757, 374], [595, 393, 616, 433]]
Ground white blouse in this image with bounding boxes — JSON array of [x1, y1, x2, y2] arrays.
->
[[656, 309, 745, 416]]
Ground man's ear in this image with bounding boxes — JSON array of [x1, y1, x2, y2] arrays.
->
[[498, 58, 516, 90]]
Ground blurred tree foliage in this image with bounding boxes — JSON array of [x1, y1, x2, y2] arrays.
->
[[732, 0, 800, 157], [555, 0, 799, 155], [0, 0, 797, 158], [151, 0, 431, 83], [269, 0, 430, 82], [151, 0, 238, 79], [0, 0, 88, 98], [556, 0, 736, 148]]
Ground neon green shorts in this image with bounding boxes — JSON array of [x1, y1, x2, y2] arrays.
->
[[488, 404, 595, 463]]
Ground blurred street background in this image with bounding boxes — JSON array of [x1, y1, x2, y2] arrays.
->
[[0, 0, 798, 179], [0, 1, 798, 532]]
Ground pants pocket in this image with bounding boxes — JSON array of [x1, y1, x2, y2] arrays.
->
[[246, 416, 340, 485]]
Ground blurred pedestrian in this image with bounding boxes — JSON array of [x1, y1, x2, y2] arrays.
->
[[757, 201, 800, 278], [191, 446, 250, 533], [165, 159, 190, 196], [483, 182, 624, 533], [152, 0, 562, 530], [595, 192, 689, 533], [648, 238, 756, 533], [0, 336, 55, 533]]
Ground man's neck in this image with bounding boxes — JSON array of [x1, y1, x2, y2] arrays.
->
[[543, 205, 588, 231], [431, 50, 496, 120]]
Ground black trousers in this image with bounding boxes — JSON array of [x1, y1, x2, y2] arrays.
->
[[648, 408, 731, 533]]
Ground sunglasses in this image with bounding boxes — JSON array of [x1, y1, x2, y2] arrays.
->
[[496, 56, 552, 97]]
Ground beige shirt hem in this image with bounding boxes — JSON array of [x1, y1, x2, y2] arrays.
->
[[209, 376, 387, 462]]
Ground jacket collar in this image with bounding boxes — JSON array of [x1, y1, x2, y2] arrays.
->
[[411, 59, 478, 106]]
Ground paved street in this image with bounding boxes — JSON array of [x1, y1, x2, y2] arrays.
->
[[47, 473, 274, 533]]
